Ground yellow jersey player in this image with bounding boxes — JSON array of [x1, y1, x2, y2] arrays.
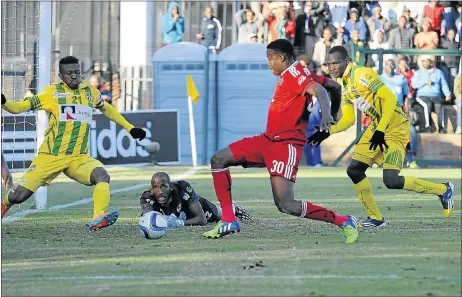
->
[[1, 56, 147, 231], [308, 46, 454, 228]]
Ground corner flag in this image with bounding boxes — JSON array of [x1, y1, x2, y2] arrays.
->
[[186, 75, 200, 103]]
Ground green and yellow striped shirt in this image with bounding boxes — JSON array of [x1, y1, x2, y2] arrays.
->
[[25, 80, 104, 156]]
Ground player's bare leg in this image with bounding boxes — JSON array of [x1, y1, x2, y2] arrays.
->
[[203, 147, 242, 238], [270, 176, 358, 243], [86, 167, 119, 231], [347, 160, 386, 228], [2, 186, 34, 218], [383, 169, 454, 218]]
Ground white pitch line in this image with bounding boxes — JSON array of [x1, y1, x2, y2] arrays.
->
[[2, 167, 199, 224], [1, 274, 405, 282]]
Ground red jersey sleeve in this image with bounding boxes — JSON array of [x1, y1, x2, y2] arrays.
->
[[282, 62, 316, 94], [308, 71, 327, 87]]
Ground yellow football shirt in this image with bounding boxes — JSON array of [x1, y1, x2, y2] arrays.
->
[[338, 63, 408, 131], [25, 80, 104, 156]]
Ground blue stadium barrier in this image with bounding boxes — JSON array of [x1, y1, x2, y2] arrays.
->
[[153, 42, 214, 165], [216, 43, 278, 150], [153, 42, 277, 166]]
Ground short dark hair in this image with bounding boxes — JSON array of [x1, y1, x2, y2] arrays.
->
[[328, 46, 350, 60], [59, 56, 79, 65], [152, 172, 171, 183], [267, 39, 295, 60]]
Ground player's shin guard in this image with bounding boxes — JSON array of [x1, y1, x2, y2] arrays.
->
[[1, 190, 13, 218], [300, 201, 349, 227], [211, 168, 235, 222], [93, 182, 110, 218], [403, 176, 447, 195], [353, 178, 383, 220]]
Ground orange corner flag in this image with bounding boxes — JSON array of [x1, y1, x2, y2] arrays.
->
[[186, 75, 200, 103]]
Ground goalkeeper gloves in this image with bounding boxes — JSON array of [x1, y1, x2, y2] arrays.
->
[[165, 214, 185, 228], [369, 130, 388, 152], [129, 128, 146, 140], [2, 94, 6, 105], [307, 126, 330, 147]]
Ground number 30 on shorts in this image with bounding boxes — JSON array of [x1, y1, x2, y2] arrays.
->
[[270, 160, 285, 174]]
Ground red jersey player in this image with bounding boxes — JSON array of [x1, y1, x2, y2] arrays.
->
[[203, 39, 359, 244]]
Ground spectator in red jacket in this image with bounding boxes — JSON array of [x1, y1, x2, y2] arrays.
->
[[422, 1, 444, 35], [397, 56, 415, 98]]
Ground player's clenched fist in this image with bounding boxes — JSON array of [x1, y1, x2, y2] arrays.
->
[[129, 127, 146, 140]]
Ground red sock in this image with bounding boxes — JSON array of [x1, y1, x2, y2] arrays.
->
[[211, 168, 235, 222], [300, 201, 349, 226]]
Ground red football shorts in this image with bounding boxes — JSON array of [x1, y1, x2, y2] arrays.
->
[[228, 133, 302, 182]]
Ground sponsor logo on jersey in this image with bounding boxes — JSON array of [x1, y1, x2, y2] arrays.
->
[[351, 97, 372, 112], [59, 104, 93, 124], [298, 75, 306, 86], [53, 92, 71, 98], [359, 78, 369, 87]]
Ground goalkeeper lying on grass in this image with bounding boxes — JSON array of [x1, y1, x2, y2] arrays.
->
[[140, 172, 251, 228], [1, 56, 147, 231]]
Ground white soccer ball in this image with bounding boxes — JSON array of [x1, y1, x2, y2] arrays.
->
[[138, 211, 168, 239]]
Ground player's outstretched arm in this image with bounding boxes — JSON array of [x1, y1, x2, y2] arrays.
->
[[305, 82, 335, 132], [98, 102, 146, 140], [1, 153, 14, 190], [330, 103, 356, 134], [307, 103, 355, 147], [182, 201, 208, 226], [1, 94, 32, 114]]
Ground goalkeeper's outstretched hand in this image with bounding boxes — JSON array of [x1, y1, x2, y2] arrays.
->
[[307, 126, 330, 147], [165, 214, 185, 228], [129, 127, 146, 140], [2, 94, 6, 105], [369, 130, 388, 152]]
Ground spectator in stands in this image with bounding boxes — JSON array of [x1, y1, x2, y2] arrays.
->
[[412, 56, 452, 133], [343, 8, 367, 43], [275, 6, 295, 42], [294, 2, 318, 58], [328, 1, 349, 28], [421, 1, 445, 36], [248, 33, 258, 43], [196, 7, 222, 54], [414, 18, 439, 51], [366, 6, 392, 40], [312, 27, 342, 76], [440, 29, 460, 90], [440, 1, 459, 37], [402, 7, 418, 32], [380, 1, 406, 26], [456, 5, 462, 47], [454, 69, 462, 134], [305, 1, 330, 38], [397, 56, 415, 98], [388, 16, 414, 50], [235, 8, 263, 43], [368, 29, 392, 70], [381, 59, 412, 106], [344, 29, 368, 66], [162, 2, 185, 46]]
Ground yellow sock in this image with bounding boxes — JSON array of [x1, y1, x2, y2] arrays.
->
[[353, 178, 383, 220], [93, 182, 110, 218], [403, 176, 446, 195], [2, 190, 13, 208]]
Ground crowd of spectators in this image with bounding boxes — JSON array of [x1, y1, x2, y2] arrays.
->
[[161, 1, 462, 167]]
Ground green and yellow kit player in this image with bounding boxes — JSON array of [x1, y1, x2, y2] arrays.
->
[[1, 56, 147, 231], [308, 46, 454, 227]]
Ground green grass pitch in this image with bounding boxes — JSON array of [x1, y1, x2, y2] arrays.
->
[[1, 166, 461, 296]]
